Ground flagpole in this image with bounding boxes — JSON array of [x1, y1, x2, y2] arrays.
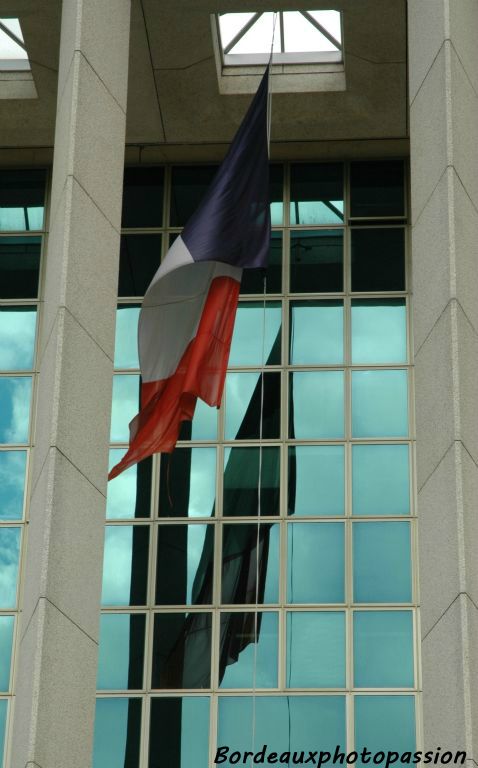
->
[[251, 14, 277, 764]]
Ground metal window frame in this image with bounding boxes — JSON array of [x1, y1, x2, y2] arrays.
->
[[99, 159, 419, 766]]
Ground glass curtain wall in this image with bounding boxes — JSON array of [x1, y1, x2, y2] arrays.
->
[[96, 161, 416, 767], [0, 169, 45, 767]]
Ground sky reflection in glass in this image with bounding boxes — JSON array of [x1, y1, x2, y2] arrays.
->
[[290, 301, 343, 365], [352, 370, 408, 437], [288, 523, 344, 603], [355, 696, 415, 766], [288, 445, 344, 516], [351, 300, 406, 364], [0, 450, 26, 520], [218, 696, 346, 756], [0, 616, 14, 691], [352, 445, 409, 516], [354, 611, 414, 688], [287, 611, 345, 687], [110, 375, 139, 442], [225, 372, 280, 440], [97, 613, 145, 690], [353, 522, 411, 603], [159, 448, 216, 518], [0, 308, 36, 370], [220, 612, 278, 688], [101, 525, 148, 606], [229, 302, 281, 367], [0, 377, 31, 444], [0, 700, 6, 768], [0, 527, 20, 608], [290, 371, 344, 439], [93, 698, 141, 768], [114, 306, 140, 368], [107, 450, 151, 519]]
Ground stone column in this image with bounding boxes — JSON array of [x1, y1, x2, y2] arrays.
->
[[10, 1, 131, 766], [408, 0, 478, 760]]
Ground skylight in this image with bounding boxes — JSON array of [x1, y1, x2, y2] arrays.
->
[[217, 11, 342, 66], [0, 18, 31, 71]]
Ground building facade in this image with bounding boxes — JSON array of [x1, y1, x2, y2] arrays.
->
[[0, 1, 477, 767]]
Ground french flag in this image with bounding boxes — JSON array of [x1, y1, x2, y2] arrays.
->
[[109, 69, 271, 480]]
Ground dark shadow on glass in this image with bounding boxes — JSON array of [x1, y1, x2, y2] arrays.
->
[[0, 169, 46, 231], [0, 236, 41, 298], [122, 167, 165, 228], [129, 526, 149, 605], [240, 232, 282, 294], [223, 447, 280, 517], [290, 231, 343, 293], [118, 234, 163, 297], [350, 161, 404, 218], [351, 228, 405, 292], [170, 166, 219, 227], [152, 612, 212, 688]]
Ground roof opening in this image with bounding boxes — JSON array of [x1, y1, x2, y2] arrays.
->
[[217, 11, 342, 66], [0, 18, 31, 71]]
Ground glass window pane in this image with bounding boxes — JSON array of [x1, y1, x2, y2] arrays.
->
[[223, 446, 280, 517], [0, 307, 36, 370], [101, 525, 149, 606], [218, 696, 346, 756], [351, 228, 405, 292], [0, 377, 31, 444], [0, 527, 21, 608], [290, 230, 343, 293], [287, 611, 345, 687], [350, 161, 405, 218], [0, 236, 41, 299], [288, 522, 344, 603], [219, 611, 278, 688], [178, 398, 218, 441], [289, 445, 344, 517], [0, 700, 7, 768], [0, 450, 27, 520], [290, 163, 344, 225], [149, 697, 210, 768], [269, 164, 284, 226], [354, 610, 414, 687], [355, 696, 416, 765], [170, 165, 218, 226], [0, 169, 45, 231], [229, 302, 281, 367], [290, 300, 343, 364], [352, 445, 410, 516], [159, 448, 216, 518], [107, 450, 152, 519], [114, 305, 140, 368], [0, 616, 14, 691], [353, 522, 412, 603], [156, 524, 214, 605], [122, 167, 164, 228], [290, 371, 344, 439], [97, 613, 145, 690], [93, 698, 141, 768], [225, 372, 280, 440], [352, 370, 408, 438], [352, 300, 407, 363], [222, 523, 279, 604], [118, 234, 162, 297], [110, 375, 140, 442], [152, 613, 212, 689], [240, 232, 282, 294]]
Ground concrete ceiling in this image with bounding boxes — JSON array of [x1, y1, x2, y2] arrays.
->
[[0, 0, 408, 160]]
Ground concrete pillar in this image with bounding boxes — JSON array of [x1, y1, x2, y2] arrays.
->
[[10, 1, 131, 766], [408, 0, 478, 759]]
